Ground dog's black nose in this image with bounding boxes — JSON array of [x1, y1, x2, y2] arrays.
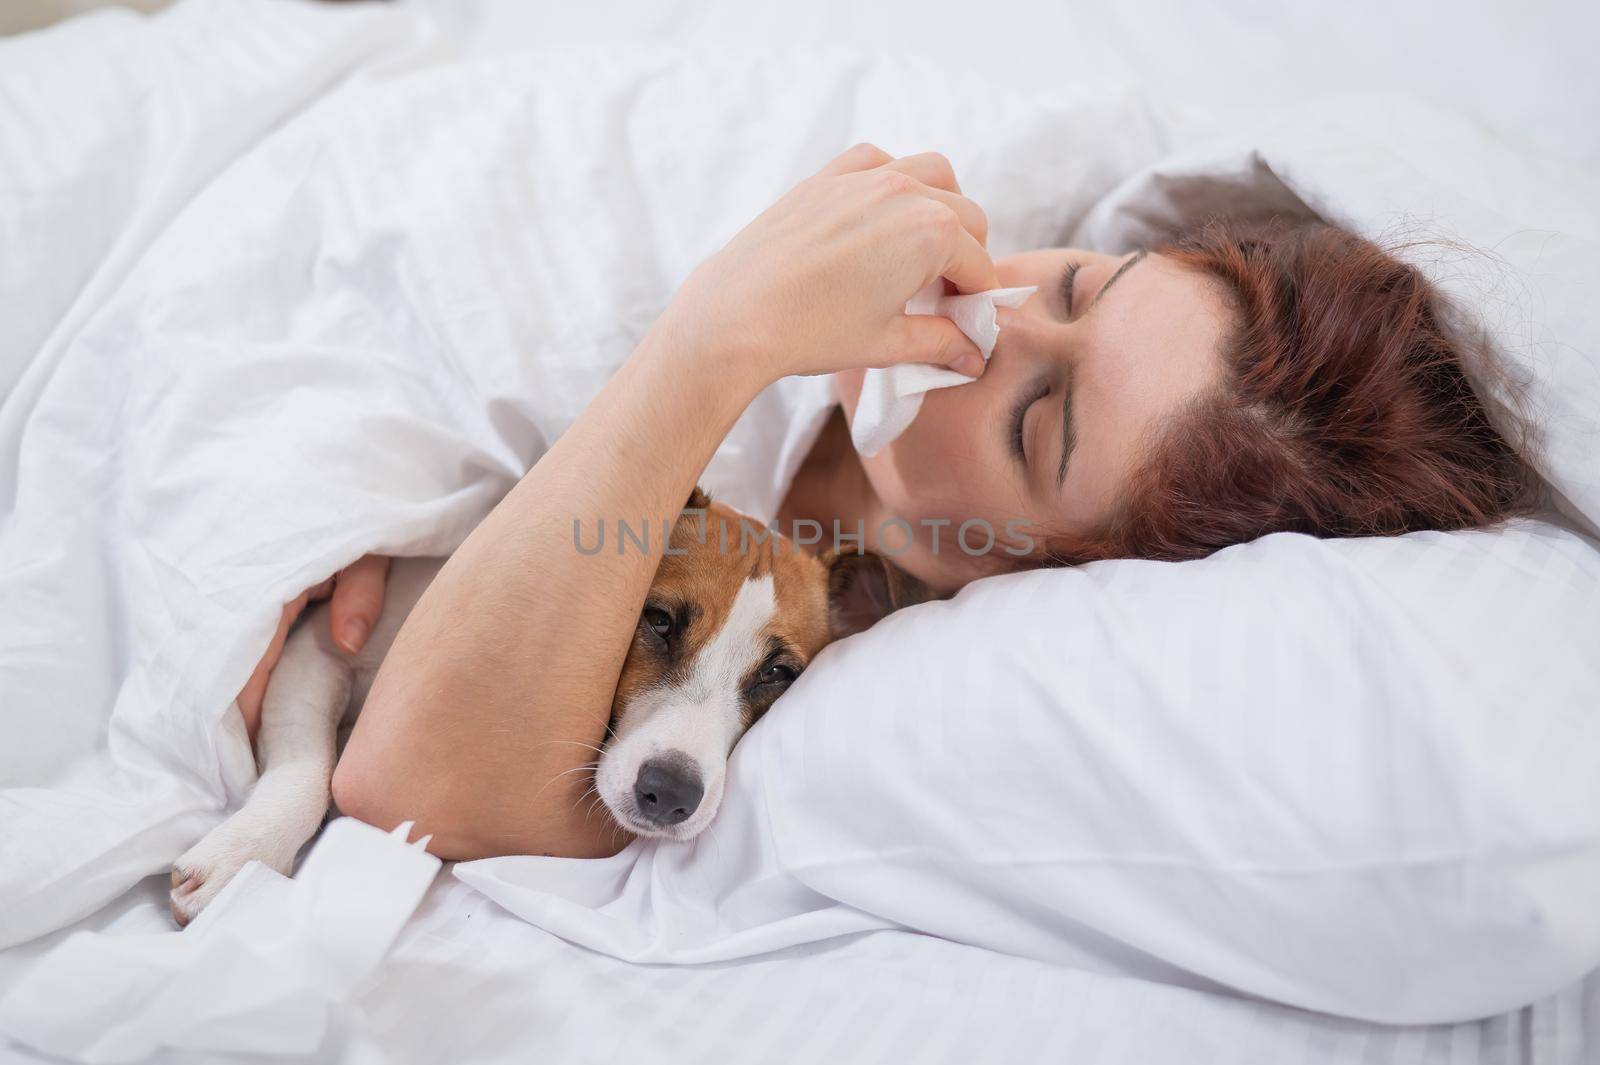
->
[[634, 759, 704, 827]]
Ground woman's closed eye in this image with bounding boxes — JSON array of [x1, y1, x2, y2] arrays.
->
[[1058, 259, 1083, 319], [1008, 378, 1050, 466]]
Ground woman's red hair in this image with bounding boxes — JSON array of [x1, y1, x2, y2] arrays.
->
[[1048, 218, 1531, 565]]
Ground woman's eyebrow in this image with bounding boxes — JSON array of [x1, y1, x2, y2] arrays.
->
[[1087, 249, 1148, 314], [1056, 371, 1077, 489]]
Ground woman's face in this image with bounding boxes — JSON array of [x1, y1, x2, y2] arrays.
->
[[837, 248, 1232, 588]]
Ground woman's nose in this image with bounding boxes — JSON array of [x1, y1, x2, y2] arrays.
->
[[992, 305, 1059, 365], [996, 302, 1053, 335]]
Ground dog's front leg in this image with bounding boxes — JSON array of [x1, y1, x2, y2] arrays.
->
[[171, 611, 352, 926]]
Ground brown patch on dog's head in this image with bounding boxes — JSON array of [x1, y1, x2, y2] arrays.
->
[[613, 489, 833, 726], [612, 491, 938, 725], [599, 487, 939, 840]]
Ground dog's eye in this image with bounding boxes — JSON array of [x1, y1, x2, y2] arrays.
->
[[643, 607, 674, 640], [757, 663, 797, 687]]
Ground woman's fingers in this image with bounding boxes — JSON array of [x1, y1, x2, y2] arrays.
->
[[817, 146, 996, 288], [330, 554, 391, 655], [884, 314, 985, 376], [881, 151, 961, 194], [816, 141, 894, 177], [912, 185, 989, 250], [878, 153, 987, 246], [860, 165, 989, 250], [934, 217, 1001, 295]]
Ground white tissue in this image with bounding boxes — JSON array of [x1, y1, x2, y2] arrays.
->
[[850, 283, 1036, 456], [0, 819, 440, 1064]]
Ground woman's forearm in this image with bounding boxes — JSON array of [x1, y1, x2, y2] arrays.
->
[[333, 322, 763, 859]]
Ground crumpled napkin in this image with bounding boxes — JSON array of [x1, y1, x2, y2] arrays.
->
[[0, 818, 440, 1063], [850, 283, 1036, 456]]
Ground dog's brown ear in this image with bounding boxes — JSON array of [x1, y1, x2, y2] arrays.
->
[[686, 485, 710, 511], [823, 546, 938, 639]]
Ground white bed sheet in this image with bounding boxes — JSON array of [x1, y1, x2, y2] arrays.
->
[[2, 1, 1597, 1062], [6, 871, 1598, 1065]]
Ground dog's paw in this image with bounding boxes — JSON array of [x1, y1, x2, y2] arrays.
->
[[169, 818, 297, 927]]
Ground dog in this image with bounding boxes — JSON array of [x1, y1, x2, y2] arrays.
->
[[169, 487, 931, 925]]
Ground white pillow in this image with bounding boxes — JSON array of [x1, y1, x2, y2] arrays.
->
[[461, 520, 1600, 1024]]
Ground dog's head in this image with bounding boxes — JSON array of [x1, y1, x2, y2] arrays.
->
[[595, 487, 931, 841]]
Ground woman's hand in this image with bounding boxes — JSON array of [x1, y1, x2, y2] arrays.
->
[[235, 555, 390, 743], [660, 143, 1000, 385]]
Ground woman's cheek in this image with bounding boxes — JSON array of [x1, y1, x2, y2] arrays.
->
[[899, 386, 991, 477], [875, 404, 983, 516], [849, 374, 1008, 528]]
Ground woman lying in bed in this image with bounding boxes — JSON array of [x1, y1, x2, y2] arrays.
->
[[240, 142, 1530, 859]]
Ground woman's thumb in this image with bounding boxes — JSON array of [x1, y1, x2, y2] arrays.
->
[[886, 314, 985, 376], [330, 555, 391, 655]]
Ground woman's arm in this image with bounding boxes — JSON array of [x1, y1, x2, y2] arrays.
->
[[335, 336, 755, 858], [331, 145, 996, 859]]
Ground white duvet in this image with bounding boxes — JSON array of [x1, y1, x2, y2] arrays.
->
[[2, 1, 1598, 1062]]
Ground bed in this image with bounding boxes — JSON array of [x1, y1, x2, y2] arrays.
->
[[2, 1, 1597, 1061]]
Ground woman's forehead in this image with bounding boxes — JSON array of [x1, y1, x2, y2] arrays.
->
[[1045, 255, 1232, 528]]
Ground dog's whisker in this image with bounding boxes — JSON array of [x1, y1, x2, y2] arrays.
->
[[533, 739, 608, 757], [533, 761, 599, 804]]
